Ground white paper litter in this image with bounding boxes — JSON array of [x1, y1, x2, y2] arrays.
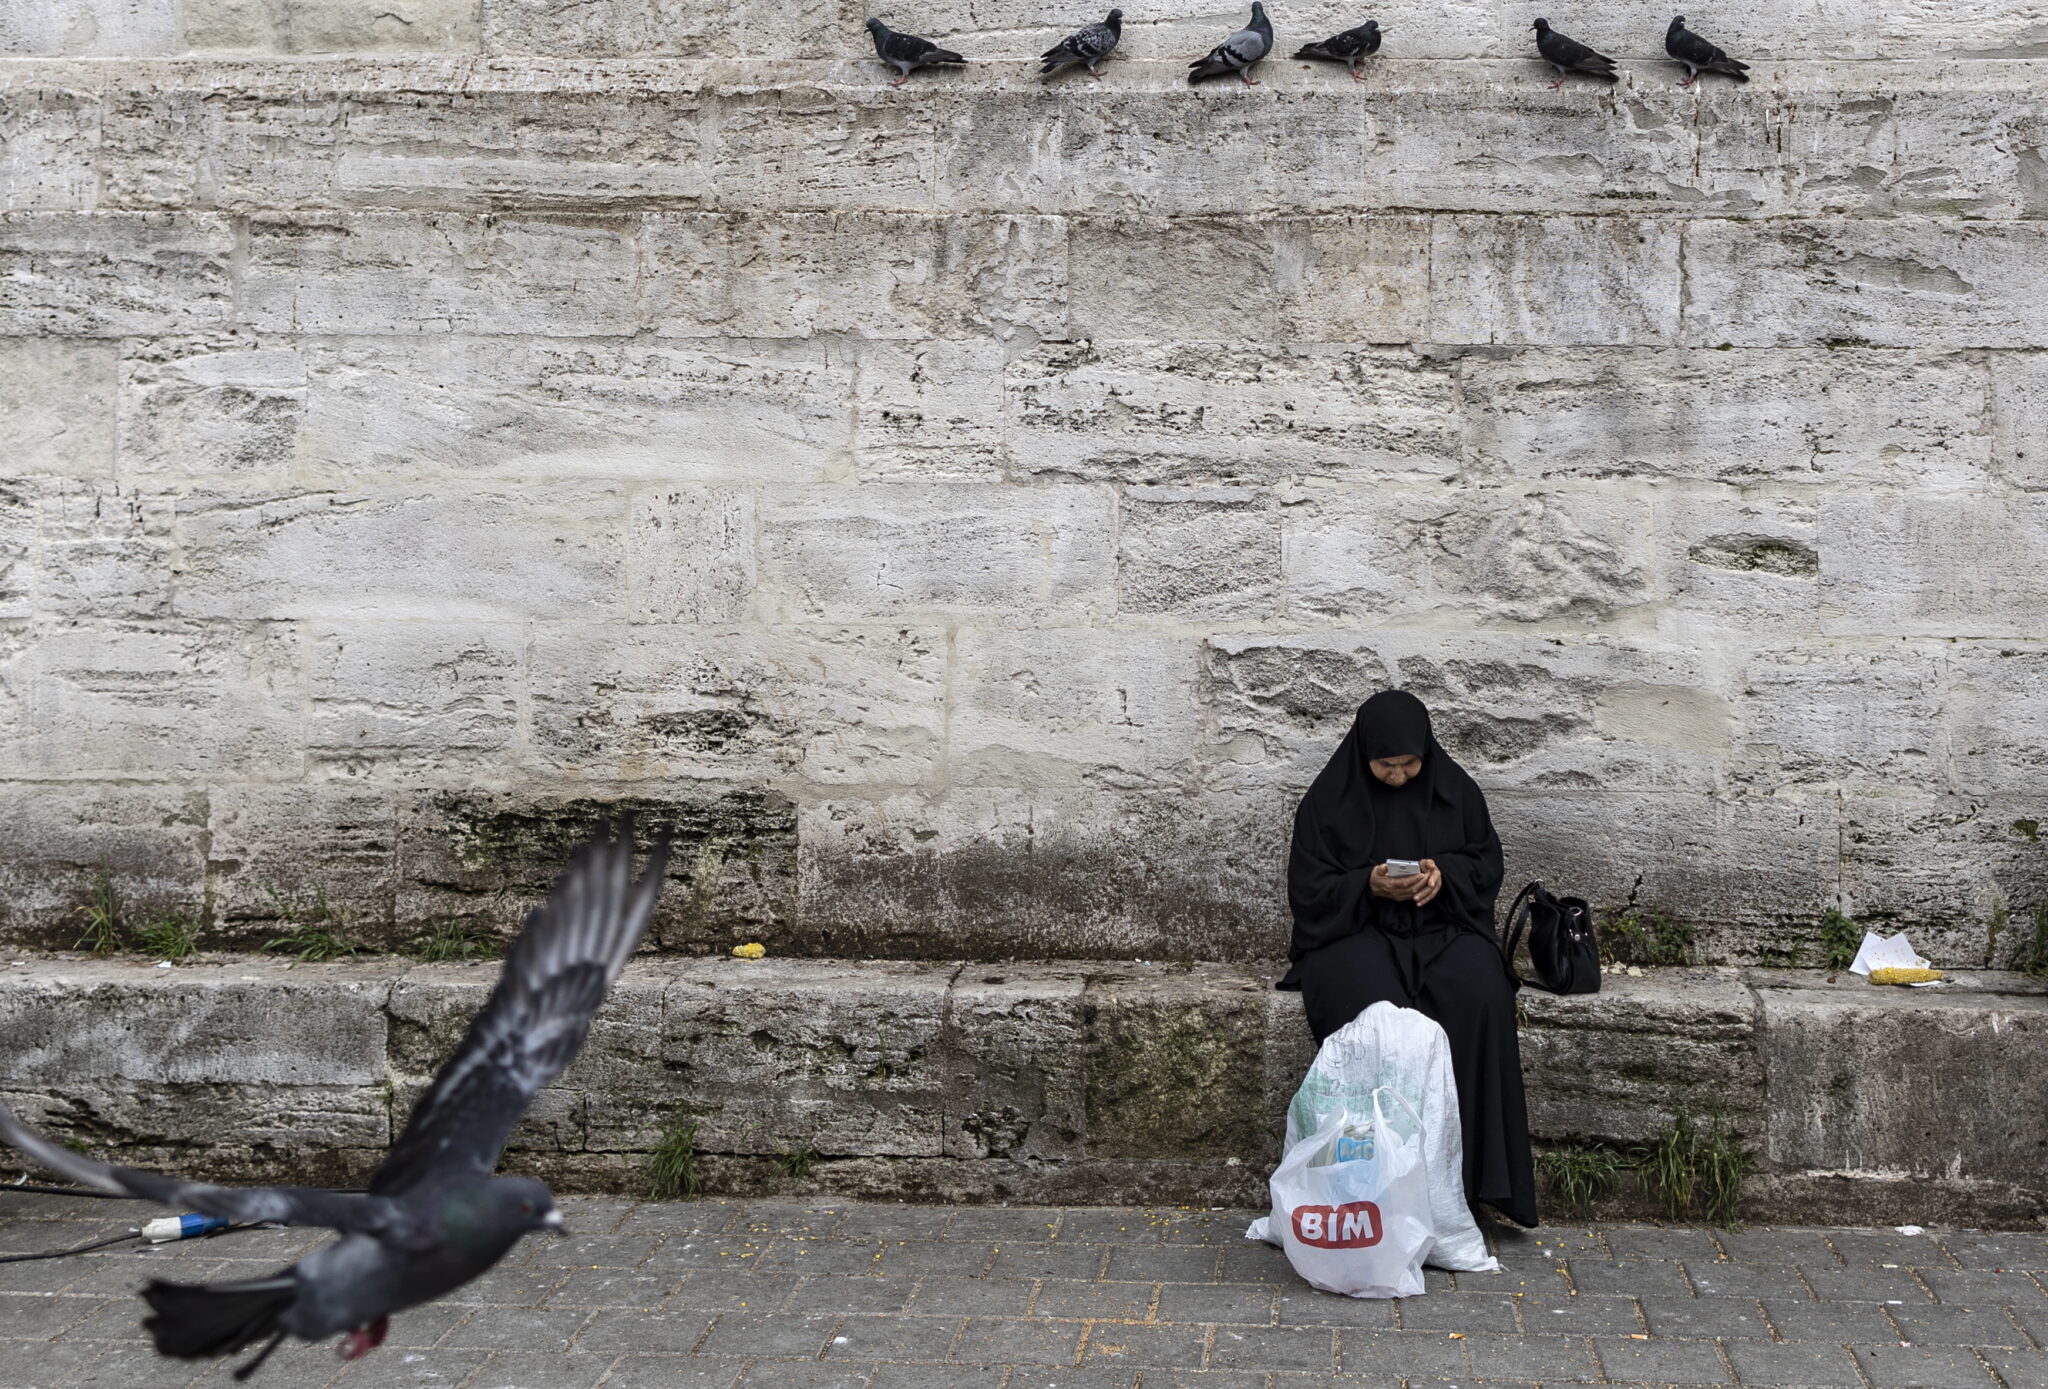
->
[[1896, 1225, 1925, 1236], [1848, 930, 1943, 986]]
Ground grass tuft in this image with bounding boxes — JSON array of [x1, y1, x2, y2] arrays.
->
[[72, 871, 123, 956], [261, 885, 364, 963], [135, 912, 201, 960], [774, 1141, 821, 1182], [405, 919, 501, 963], [1599, 903, 1696, 967], [2012, 905, 2048, 979], [1637, 1111, 1752, 1228], [648, 1111, 703, 1200], [1537, 1145, 1625, 1218], [1819, 908, 1860, 971]]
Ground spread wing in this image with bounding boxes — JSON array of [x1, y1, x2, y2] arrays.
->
[[0, 1102, 407, 1235], [369, 826, 669, 1196]]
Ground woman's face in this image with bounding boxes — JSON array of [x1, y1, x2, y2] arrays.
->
[[1369, 754, 1423, 787]]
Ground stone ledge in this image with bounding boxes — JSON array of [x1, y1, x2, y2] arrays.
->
[[1, 955, 2043, 1226]]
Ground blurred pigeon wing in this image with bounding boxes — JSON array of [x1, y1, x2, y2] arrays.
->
[[1541, 26, 1610, 70], [370, 831, 669, 1196], [0, 1102, 407, 1234]]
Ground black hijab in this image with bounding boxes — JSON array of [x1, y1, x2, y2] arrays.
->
[[1280, 690, 1504, 985]]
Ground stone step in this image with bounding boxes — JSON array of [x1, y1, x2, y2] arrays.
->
[[2, 954, 2043, 1224], [4, 60, 2046, 220], [8, 0, 2048, 63]]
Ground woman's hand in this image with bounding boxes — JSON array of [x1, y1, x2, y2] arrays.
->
[[1412, 858, 1444, 907], [1370, 863, 1424, 902]]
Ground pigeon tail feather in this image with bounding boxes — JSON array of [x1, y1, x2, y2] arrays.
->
[[924, 46, 966, 63], [142, 1278, 296, 1361]]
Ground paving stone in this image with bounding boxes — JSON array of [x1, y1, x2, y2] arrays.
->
[[612, 1202, 743, 1237], [905, 1278, 1037, 1318], [664, 1272, 803, 1312], [1983, 1350, 2048, 1389], [1565, 1260, 1698, 1297], [1724, 1339, 1867, 1388], [437, 1306, 595, 1353], [1337, 1329, 1472, 1377], [697, 1310, 841, 1359], [1938, 1235, 2048, 1273], [1466, 1330, 1600, 1380], [1851, 1344, 1999, 1389], [601, 1356, 749, 1388], [570, 1308, 720, 1356], [993, 1244, 1112, 1280], [749, 1241, 890, 1275], [831, 1208, 961, 1242], [1161, 1213, 1260, 1247], [1103, 1246, 1223, 1284], [1638, 1294, 1773, 1339], [463, 1351, 615, 1389], [1034, 1280, 1158, 1321], [1608, 1228, 1729, 1263], [997, 1368, 1139, 1389], [0, 1292, 104, 1337], [1153, 1283, 1276, 1325], [953, 1316, 1086, 1364], [1273, 1288, 1398, 1328], [326, 1348, 494, 1387], [1798, 1266, 1936, 1303], [870, 1365, 1010, 1389], [823, 1313, 962, 1361], [1593, 1334, 1735, 1383], [945, 1209, 1062, 1243], [734, 1363, 877, 1389], [1207, 1325, 1338, 1372], [787, 1275, 916, 1314], [1888, 1305, 2033, 1347], [1512, 1293, 1646, 1334], [1060, 1210, 1171, 1244], [1916, 1269, 2048, 1306], [55, 1299, 154, 1341], [1830, 1233, 1962, 1269], [1137, 1373, 1279, 1389], [1219, 1244, 1298, 1284], [0, 1339, 122, 1389], [874, 1241, 999, 1277], [655, 1236, 807, 1271], [543, 1270, 683, 1309], [529, 1233, 665, 1267], [1396, 1292, 1519, 1332], [1081, 1322, 1209, 1369], [1716, 1230, 1845, 1266], [1685, 1262, 1820, 1299], [1764, 1298, 1907, 1343]]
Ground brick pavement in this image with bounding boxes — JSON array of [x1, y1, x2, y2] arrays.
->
[[4, 1192, 2046, 1389]]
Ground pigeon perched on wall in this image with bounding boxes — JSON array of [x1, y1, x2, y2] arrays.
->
[[867, 17, 968, 87], [1189, 2, 1275, 85], [1532, 18, 1618, 87], [0, 826, 668, 1381], [1294, 19, 1382, 80], [1041, 8, 1124, 77], [1665, 15, 1748, 84]]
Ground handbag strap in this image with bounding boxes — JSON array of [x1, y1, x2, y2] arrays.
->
[[1499, 880, 1543, 991]]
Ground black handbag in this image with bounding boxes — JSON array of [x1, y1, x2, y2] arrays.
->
[[1500, 880, 1601, 995]]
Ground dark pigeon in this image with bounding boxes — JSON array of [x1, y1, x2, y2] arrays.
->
[[0, 826, 668, 1381], [1041, 8, 1123, 77], [866, 17, 968, 87], [1294, 18, 1382, 80], [1189, 1, 1275, 85], [1666, 14, 1748, 84], [1532, 17, 1618, 87]]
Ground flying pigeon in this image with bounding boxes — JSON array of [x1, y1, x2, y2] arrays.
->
[[0, 825, 669, 1380], [1294, 18, 1382, 80], [1041, 8, 1124, 77], [866, 17, 968, 87], [1532, 18, 1618, 87], [1665, 15, 1748, 84], [1189, 1, 1275, 85]]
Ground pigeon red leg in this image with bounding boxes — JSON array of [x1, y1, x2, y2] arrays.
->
[[889, 74, 908, 87], [339, 1318, 390, 1361]]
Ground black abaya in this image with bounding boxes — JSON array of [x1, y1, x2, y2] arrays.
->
[[1279, 690, 1539, 1228]]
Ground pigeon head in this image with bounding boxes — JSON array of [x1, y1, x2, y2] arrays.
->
[[865, 16, 885, 33], [1669, 14, 1685, 28], [496, 1177, 565, 1234], [1532, 17, 1550, 31], [1106, 6, 1122, 19], [1250, 1, 1266, 16], [440, 1177, 566, 1252]]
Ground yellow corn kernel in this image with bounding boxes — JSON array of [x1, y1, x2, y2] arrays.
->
[[1869, 966, 1942, 985], [731, 942, 767, 959]]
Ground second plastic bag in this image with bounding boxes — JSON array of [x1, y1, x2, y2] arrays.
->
[[1269, 1087, 1434, 1298]]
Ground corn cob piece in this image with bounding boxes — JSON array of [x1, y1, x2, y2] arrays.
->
[[731, 941, 767, 959], [1869, 966, 1943, 985]]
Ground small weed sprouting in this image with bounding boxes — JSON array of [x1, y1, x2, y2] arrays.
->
[[136, 912, 201, 961], [73, 871, 123, 956], [406, 919, 501, 963], [648, 1111, 703, 1200], [1600, 903, 1696, 967], [1636, 1111, 1752, 1228], [1819, 908, 1860, 971], [775, 1141, 821, 1182], [1537, 1145, 1625, 1217], [261, 885, 363, 963], [2011, 905, 2048, 979]]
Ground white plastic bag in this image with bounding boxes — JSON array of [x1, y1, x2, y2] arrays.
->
[[1266, 1087, 1434, 1298], [1250, 1001, 1499, 1274]]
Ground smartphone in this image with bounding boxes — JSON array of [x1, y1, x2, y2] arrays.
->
[[1385, 859, 1421, 878]]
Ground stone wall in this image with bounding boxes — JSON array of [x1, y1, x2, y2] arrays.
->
[[5, 956, 2046, 1224], [1, 8, 2046, 965]]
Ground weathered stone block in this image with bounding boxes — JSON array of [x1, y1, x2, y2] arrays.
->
[[481, 0, 858, 58], [1991, 352, 2048, 492], [0, 340, 114, 478], [0, 0, 178, 55], [32, 479, 177, 619], [1775, 80, 2048, 220], [1008, 341, 1462, 485], [1817, 493, 2048, 638], [755, 484, 1114, 623], [944, 964, 1091, 1161], [1684, 219, 2048, 349], [0, 485, 32, 620], [1654, 491, 1822, 637], [1731, 644, 1949, 793], [0, 620, 304, 781], [1118, 487, 1281, 621], [185, 0, 480, 52], [118, 335, 308, 477], [1430, 215, 1682, 346], [0, 89, 100, 210], [242, 212, 640, 336], [947, 628, 1203, 792], [627, 487, 756, 622], [0, 784, 207, 945], [172, 485, 628, 621], [660, 958, 954, 1157], [1945, 643, 2048, 799], [0, 212, 232, 336], [1836, 792, 2048, 964], [1463, 348, 1994, 489], [796, 789, 1288, 961], [525, 623, 946, 787], [206, 784, 400, 936], [1521, 970, 1763, 1145], [304, 621, 523, 775], [1081, 965, 1268, 1161], [712, 85, 935, 211], [853, 338, 1005, 478], [298, 336, 850, 483], [1760, 975, 2048, 1186]]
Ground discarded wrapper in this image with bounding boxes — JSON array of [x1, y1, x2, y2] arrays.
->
[[1849, 931, 1942, 987]]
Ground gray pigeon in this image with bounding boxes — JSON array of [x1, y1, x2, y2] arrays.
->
[[1532, 17, 1618, 87], [0, 826, 668, 1380], [866, 17, 968, 87], [1041, 8, 1124, 78], [1189, 1, 1275, 85], [1294, 18, 1382, 80], [1666, 15, 1748, 84]]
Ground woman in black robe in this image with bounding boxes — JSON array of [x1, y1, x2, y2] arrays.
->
[[1279, 689, 1539, 1227]]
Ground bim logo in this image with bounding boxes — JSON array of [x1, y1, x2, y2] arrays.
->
[[1290, 1201, 1383, 1249]]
